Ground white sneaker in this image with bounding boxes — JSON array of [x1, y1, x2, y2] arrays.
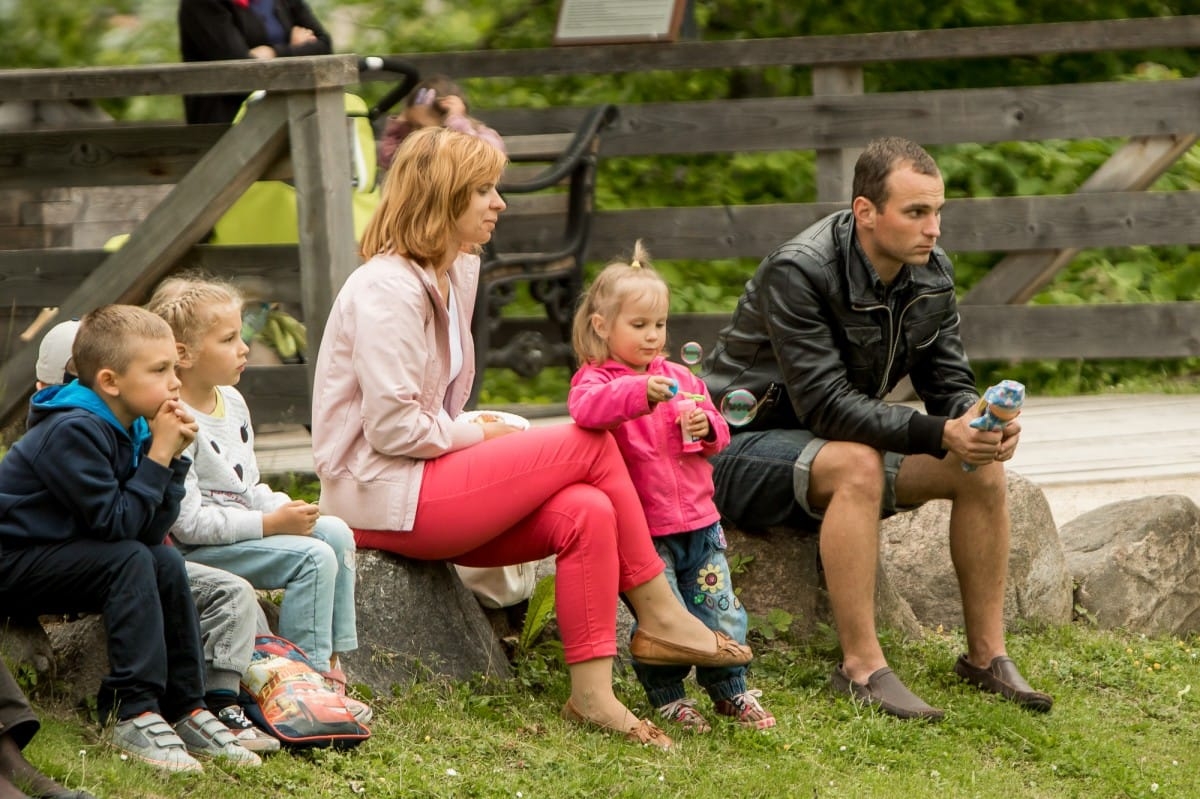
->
[[111, 712, 203, 773], [173, 709, 262, 767]]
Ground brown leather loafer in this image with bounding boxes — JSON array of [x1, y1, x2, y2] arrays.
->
[[954, 654, 1053, 712], [629, 629, 752, 668], [561, 698, 673, 750], [830, 665, 944, 720]]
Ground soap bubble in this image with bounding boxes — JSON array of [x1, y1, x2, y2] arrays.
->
[[720, 389, 759, 426], [680, 341, 704, 365]]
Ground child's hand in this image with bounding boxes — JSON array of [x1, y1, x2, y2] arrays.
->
[[646, 376, 676, 405], [147, 399, 198, 465], [263, 500, 320, 536], [681, 408, 710, 441], [436, 95, 467, 118]]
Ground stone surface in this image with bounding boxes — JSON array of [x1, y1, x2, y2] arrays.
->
[[1061, 494, 1200, 636], [881, 471, 1073, 630], [724, 526, 922, 639], [341, 550, 511, 695]]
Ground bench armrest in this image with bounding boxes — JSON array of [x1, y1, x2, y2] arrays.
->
[[498, 104, 619, 194]]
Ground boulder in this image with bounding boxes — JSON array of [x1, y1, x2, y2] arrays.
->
[[724, 526, 922, 639], [1061, 494, 1200, 636], [341, 550, 511, 696], [881, 471, 1073, 630], [0, 618, 55, 691]]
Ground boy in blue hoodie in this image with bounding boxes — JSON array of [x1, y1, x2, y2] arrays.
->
[[0, 305, 260, 773]]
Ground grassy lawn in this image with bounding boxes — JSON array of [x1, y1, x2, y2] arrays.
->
[[18, 621, 1199, 798]]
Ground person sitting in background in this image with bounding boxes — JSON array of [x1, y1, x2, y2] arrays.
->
[[377, 75, 505, 174], [0, 665, 96, 799], [178, 0, 333, 125]]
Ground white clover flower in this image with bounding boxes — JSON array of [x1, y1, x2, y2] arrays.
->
[[446, 768, 459, 777]]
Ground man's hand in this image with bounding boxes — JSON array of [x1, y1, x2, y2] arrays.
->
[[942, 404, 1004, 467], [147, 399, 198, 465], [249, 45, 276, 60], [997, 414, 1021, 462], [263, 500, 319, 536]]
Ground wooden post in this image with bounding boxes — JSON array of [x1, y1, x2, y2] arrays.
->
[[812, 66, 863, 203], [286, 87, 358, 395]]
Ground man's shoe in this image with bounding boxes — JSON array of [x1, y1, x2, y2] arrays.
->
[[215, 704, 281, 753], [173, 709, 262, 767], [630, 629, 752, 668], [110, 712, 203, 773], [830, 665, 944, 720], [954, 654, 1053, 712]]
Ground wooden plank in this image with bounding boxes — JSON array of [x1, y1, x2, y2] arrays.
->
[[286, 87, 357, 393], [380, 16, 1200, 78], [962, 133, 1199, 305], [0, 94, 292, 426], [482, 78, 1200, 153], [812, 66, 863, 203], [505, 133, 575, 160], [0, 54, 360, 102], [239, 364, 310, 425], [500, 190, 1200, 261], [0, 125, 292, 189], [490, 302, 1200, 362]]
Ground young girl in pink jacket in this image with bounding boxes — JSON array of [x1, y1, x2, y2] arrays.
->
[[568, 242, 776, 733]]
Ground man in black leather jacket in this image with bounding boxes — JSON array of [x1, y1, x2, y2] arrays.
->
[[703, 137, 1051, 720]]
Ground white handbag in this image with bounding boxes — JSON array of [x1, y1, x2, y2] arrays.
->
[[454, 563, 538, 609]]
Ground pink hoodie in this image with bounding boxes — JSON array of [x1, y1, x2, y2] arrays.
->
[[568, 356, 730, 538]]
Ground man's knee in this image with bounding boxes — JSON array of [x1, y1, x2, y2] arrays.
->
[[812, 442, 886, 503]]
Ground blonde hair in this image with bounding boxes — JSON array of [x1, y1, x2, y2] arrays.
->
[[145, 273, 243, 350], [73, 305, 173, 388], [571, 240, 669, 365], [359, 126, 507, 267]]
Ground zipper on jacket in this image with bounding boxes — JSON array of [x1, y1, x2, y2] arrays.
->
[[852, 287, 953, 399]]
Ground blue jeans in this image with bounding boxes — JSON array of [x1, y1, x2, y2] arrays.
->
[[710, 429, 911, 532], [182, 515, 357, 672], [631, 522, 749, 707]]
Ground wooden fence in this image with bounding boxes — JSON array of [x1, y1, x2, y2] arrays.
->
[[3, 16, 1200, 426]]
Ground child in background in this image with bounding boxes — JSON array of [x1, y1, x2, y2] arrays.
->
[[377, 74, 505, 172], [0, 305, 261, 772], [146, 276, 367, 722], [567, 242, 776, 733]]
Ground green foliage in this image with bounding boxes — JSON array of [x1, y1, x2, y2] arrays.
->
[[517, 575, 557, 656], [747, 607, 794, 642]]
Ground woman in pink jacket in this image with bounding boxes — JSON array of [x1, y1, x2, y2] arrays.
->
[[568, 242, 776, 735], [310, 127, 751, 751]]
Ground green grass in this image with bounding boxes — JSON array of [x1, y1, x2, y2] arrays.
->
[[20, 623, 1200, 798]]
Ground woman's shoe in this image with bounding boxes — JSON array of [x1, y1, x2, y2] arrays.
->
[[560, 699, 673, 750], [630, 629, 752, 668]]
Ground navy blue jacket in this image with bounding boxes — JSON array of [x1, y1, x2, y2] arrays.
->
[[0, 382, 190, 548]]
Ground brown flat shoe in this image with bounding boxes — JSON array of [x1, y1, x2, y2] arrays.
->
[[561, 699, 673, 750], [629, 629, 752, 668], [954, 654, 1053, 712], [830, 664, 944, 720]]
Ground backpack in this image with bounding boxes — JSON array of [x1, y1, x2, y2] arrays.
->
[[240, 635, 370, 749]]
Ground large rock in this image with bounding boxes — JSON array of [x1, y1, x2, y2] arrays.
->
[[1061, 494, 1200, 636], [342, 550, 511, 696], [725, 526, 922, 639], [881, 471, 1073, 630], [0, 618, 55, 691], [724, 471, 1070, 639]]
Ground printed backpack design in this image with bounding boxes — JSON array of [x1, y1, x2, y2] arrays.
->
[[240, 634, 370, 749]]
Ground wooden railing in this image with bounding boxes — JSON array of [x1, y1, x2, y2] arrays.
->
[[2, 16, 1200, 426]]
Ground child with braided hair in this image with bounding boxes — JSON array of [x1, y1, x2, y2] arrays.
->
[[568, 242, 776, 733]]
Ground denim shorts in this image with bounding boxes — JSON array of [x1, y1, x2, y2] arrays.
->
[[710, 429, 914, 532]]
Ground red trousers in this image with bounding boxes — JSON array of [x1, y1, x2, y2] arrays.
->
[[355, 425, 664, 663]]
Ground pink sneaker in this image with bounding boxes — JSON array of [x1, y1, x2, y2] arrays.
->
[[657, 698, 712, 733], [713, 689, 776, 730]]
